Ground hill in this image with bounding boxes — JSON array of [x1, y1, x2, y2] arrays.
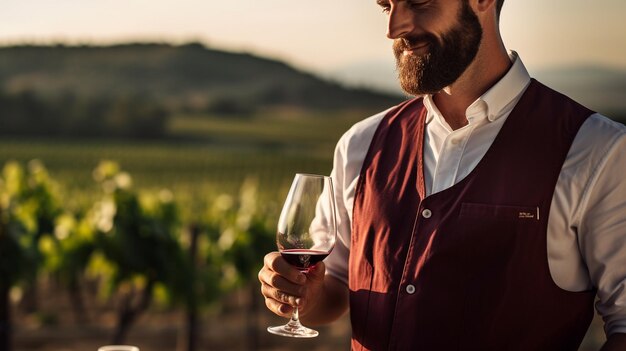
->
[[533, 65, 626, 117], [0, 43, 403, 112], [330, 59, 626, 122]]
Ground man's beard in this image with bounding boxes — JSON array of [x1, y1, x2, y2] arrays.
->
[[393, 1, 483, 96]]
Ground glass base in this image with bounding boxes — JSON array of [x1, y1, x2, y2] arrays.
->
[[267, 322, 319, 338]]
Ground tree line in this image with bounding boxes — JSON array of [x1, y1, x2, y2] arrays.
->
[[0, 160, 276, 350], [0, 91, 169, 139]]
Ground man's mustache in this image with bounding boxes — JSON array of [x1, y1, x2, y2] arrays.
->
[[393, 35, 436, 51]]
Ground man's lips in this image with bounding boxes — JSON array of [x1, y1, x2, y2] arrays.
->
[[403, 41, 430, 55]]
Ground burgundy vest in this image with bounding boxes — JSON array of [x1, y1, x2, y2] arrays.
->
[[349, 80, 596, 350]]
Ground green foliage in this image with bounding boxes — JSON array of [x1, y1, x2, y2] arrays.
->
[[0, 157, 285, 346], [86, 161, 188, 303], [0, 197, 28, 289], [206, 97, 255, 116], [39, 212, 96, 288], [0, 90, 169, 139], [0, 160, 63, 287], [202, 179, 275, 291]]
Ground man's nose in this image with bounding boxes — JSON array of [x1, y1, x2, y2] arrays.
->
[[387, 5, 415, 39]]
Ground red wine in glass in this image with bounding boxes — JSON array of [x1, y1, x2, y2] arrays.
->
[[280, 249, 330, 272]]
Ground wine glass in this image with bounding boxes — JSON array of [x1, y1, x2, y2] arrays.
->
[[267, 173, 337, 338]]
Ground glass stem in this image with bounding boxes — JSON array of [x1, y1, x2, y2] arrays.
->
[[288, 305, 302, 328]]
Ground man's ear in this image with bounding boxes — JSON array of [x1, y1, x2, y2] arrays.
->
[[472, 0, 498, 14]]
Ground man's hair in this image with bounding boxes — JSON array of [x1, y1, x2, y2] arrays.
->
[[496, 0, 505, 17]]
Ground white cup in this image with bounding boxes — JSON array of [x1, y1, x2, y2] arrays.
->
[[98, 346, 140, 351]]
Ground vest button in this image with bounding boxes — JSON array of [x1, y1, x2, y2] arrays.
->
[[406, 284, 416, 294], [422, 209, 432, 218]]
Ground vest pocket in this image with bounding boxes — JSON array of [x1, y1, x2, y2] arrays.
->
[[459, 202, 540, 221]]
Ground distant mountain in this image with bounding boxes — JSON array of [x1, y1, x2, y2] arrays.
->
[[326, 59, 404, 95], [330, 60, 626, 119], [533, 65, 626, 116], [0, 43, 403, 112]]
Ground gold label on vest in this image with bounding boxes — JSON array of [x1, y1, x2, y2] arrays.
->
[[518, 207, 540, 220]]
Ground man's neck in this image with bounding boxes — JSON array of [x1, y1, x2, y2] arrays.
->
[[432, 48, 512, 131]]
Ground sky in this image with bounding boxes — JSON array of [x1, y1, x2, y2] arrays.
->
[[2, 0, 626, 90]]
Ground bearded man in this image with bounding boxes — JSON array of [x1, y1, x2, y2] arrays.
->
[[258, 0, 626, 349]]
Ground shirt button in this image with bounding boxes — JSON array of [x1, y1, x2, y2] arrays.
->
[[450, 138, 460, 145], [406, 284, 416, 294], [422, 209, 432, 218]]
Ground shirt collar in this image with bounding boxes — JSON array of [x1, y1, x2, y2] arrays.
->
[[480, 51, 531, 122], [423, 50, 531, 125]]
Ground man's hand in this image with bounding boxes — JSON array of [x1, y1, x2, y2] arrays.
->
[[258, 251, 327, 319]]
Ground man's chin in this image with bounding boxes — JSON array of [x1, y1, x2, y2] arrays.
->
[[398, 72, 440, 96], [399, 82, 434, 97]]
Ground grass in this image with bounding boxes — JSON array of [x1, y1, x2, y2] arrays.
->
[[0, 109, 371, 205]]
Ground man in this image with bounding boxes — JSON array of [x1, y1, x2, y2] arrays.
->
[[258, 0, 626, 349]]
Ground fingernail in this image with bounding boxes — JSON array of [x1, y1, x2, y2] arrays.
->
[[295, 298, 302, 306]]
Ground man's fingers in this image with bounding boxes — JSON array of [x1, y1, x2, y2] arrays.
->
[[264, 295, 294, 318], [263, 252, 307, 285], [259, 252, 308, 318], [261, 283, 299, 306], [258, 267, 303, 296]]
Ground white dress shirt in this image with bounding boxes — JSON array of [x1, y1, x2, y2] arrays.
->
[[324, 52, 626, 336]]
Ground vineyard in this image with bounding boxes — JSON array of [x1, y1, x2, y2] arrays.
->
[[0, 110, 364, 194], [0, 110, 361, 351]]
